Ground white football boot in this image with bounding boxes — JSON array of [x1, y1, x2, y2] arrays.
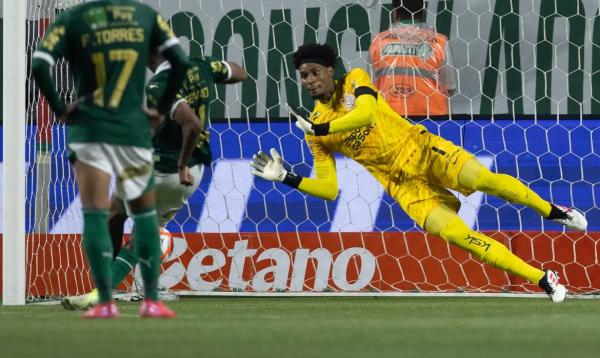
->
[[549, 204, 587, 231], [61, 288, 99, 311], [538, 270, 567, 303]]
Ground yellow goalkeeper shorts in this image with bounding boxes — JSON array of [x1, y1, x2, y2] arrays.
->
[[388, 125, 476, 228]]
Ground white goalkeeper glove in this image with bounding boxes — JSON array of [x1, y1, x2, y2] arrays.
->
[[285, 103, 316, 135], [250, 148, 288, 182]]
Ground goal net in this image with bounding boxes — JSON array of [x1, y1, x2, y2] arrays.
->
[[7, 0, 600, 302]]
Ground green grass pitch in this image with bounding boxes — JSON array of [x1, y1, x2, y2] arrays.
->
[[1, 297, 599, 358]]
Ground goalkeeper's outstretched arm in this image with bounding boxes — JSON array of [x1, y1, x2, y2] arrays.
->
[[289, 93, 377, 136], [326, 91, 377, 134], [251, 148, 338, 200]]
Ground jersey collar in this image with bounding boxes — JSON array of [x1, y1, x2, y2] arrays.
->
[[319, 92, 335, 109], [155, 61, 171, 74]]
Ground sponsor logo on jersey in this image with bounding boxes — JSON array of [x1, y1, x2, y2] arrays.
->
[[211, 61, 228, 76], [187, 67, 201, 82], [186, 87, 210, 103], [41, 26, 66, 51], [109, 6, 136, 23], [381, 42, 433, 60], [464, 234, 491, 252], [84, 7, 108, 29], [344, 124, 375, 151]]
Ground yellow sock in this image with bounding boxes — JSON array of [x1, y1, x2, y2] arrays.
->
[[472, 168, 552, 217], [439, 217, 544, 284]]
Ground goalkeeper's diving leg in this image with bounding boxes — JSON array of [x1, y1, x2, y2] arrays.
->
[[457, 158, 587, 231], [424, 204, 567, 303]]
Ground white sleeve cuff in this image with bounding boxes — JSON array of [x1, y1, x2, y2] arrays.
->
[[158, 37, 180, 53], [33, 51, 56, 67], [170, 98, 187, 119], [223, 61, 233, 81]]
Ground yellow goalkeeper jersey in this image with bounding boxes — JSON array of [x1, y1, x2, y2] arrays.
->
[[306, 68, 416, 189], [302, 68, 475, 227]]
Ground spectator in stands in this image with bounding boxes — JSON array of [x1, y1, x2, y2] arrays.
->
[[369, 0, 456, 117]]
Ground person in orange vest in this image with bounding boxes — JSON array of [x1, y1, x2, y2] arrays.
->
[[369, 0, 456, 117]]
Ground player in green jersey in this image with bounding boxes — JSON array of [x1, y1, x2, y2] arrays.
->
[[31, 0, 191, 318], [60, 52, 247, 310]]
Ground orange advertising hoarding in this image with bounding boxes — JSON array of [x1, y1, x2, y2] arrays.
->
[[1, 232, 599, 298]]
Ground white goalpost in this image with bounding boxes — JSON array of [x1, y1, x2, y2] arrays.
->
[[2, 0, 27, 305]]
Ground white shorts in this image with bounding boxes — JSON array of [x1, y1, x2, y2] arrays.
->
[[69, 143, 154, 201], [154, 164, 204, 226]]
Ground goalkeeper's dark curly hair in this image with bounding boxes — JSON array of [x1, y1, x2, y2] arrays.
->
[[293, 43, 337, 69]]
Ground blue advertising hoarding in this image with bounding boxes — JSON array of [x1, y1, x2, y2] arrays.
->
[[2, 119, 598, 233]]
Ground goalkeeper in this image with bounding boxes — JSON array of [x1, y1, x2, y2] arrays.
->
[[251, 43, 587, 303], [61, 52, 247, 310]]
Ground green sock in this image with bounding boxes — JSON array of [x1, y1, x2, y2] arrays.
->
[[132, 208, 160, 301], [110, 246, 138, 289], [82, 208, 113, 303]]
